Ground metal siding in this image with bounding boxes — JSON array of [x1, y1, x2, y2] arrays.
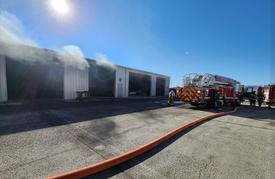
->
[[156, 77, 165, 96], [115, 67, 170, 98], [125, 70, 129, 97], [64, 66, 89, 100], [165, 77, 170, 96], [88, 64, 115, 97], [115, 66, 127, 97], [150, 75, 156, 96], [128, 71, 151, 96], [0, 56, 8, 102]]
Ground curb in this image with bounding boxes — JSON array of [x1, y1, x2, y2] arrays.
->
[[48, 107, 239, 179]]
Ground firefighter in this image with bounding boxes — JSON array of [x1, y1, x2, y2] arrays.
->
[[239, 87, 245, 103], [168, 90, 176, 106], [249, 91, 257, 107], [215, 91, 224, 110], [257, 87, 265, 107]]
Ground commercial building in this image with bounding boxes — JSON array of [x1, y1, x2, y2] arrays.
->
[[0, 46, 169, 102]]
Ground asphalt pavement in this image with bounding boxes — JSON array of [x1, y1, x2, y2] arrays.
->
[[0, 99, 274, 179]]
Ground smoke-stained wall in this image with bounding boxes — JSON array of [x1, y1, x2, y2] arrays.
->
[[156, 77, 165, 96], [165, 77, 170, 96], [0, 56, 8, 102], [89, 62, 116, 97], [129, 72, 151, 96], [1, 46, 170, 101], [6, 58, 64, 100]]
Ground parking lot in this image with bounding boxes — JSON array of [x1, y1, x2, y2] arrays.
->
[[0, 99, 274, 179]]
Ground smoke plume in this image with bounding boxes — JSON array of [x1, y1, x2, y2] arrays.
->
[[95, 53, 116, 70], [57, 45, 89, 69], [0, 10, 89, 69], [0, 10, 37, 46]]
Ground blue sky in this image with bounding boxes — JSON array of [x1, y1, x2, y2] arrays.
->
[[0, 0, 272, 86]]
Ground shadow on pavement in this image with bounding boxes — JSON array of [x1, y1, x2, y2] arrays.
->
[[0, 98, 168, 136], [85, 118, 212, 179], [85, 104, 275, 178], [177, 103, 275, 121], [231, 106, 275, 121]]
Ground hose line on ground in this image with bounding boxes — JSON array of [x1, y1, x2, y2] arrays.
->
[[47, 107, 240, 179]]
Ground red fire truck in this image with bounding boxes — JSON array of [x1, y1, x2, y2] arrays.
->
[[263, 84, 275, 106], [176, 73, 242, 106]]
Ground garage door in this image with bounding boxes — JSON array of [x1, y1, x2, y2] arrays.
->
[[89, 64, 115, 97], [156, 77, 165, 96], [129, 72, 151, 96], [6, 58, 64, 100]]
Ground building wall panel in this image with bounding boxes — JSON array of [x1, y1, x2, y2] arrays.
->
[[64, 66, 89, 100], [0, 56, 8, 102], [115, 66, 128, 97], [115, 66, 170, 98], [6, 58, 64, 100], [165, 77, 170, 96], [128, 71, 151, 96], [156, 77, 165, 96], [150, 75, 156, 96], [89, 63, 115, 97]]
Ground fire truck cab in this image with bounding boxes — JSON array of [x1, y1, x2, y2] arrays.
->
[[176, 73, 242, 106]]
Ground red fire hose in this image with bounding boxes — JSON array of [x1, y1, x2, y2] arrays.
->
[[48, 107, 239, 179]]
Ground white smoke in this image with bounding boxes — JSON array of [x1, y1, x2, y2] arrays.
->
[[0, 10, 43, 62], [0, 10, 89, 69], [0, 10, 37, 47], [57, 45, 89, 69], [95, 53, 116, 69]]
